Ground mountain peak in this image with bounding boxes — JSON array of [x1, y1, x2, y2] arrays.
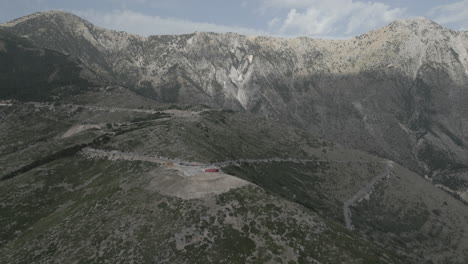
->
[[398, 16, 433, 23], [388, 16, 443, 31], [1, 10, 82, 28], [35, 9, 70, 15]]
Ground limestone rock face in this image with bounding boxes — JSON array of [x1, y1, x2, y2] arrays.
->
[[2, 11, 468, 193]]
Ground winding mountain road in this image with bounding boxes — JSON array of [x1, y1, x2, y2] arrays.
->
[[21, 101, 212, 117], [82, 147, 395, 228], [343, 161, 394, 230], [80, 148, 330, 176], [81, 147, 388, 174]]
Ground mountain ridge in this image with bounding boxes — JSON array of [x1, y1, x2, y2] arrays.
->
[[2, 11, 467, 195], [1, 10, 463, 39]]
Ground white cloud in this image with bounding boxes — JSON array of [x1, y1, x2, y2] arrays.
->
[[268, 17, 281, 29], [430, 0, 468, 28], [261, 0, 406, 38], [72, 9, 267, 36]]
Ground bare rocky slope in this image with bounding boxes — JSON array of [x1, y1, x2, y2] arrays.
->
[[2, 11, 467, 198], [1, 11, 468, 263]]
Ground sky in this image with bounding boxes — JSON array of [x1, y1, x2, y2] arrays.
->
[[0, 0, 468, 38]]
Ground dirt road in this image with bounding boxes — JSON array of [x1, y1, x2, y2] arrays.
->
[[343, 161, 394, 230]]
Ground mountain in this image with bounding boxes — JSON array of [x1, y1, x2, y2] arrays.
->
[[0, 27, 101, 101], [0, 26, 165, 108], [1, 11, 468, 263], [2, 11, 467, 200]]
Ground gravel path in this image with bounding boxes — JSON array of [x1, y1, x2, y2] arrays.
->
[[343, 161, 394, 230], [21, 101, 210, 117]]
